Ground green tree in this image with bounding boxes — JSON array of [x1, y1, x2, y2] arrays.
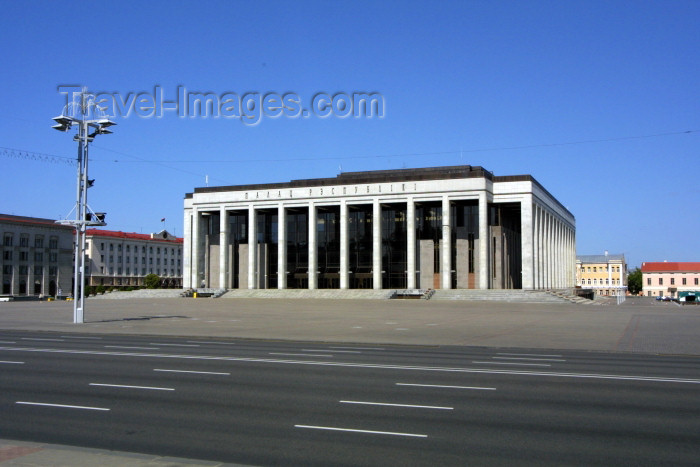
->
[[144, 273, 161, 289], [627, 267, 642, 295]]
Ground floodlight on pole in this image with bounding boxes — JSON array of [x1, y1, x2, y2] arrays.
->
[[53, 87, 115, 324]]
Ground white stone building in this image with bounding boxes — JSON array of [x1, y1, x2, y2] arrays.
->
[[183, 166, 576, 291], [85, 229, 183, 288]]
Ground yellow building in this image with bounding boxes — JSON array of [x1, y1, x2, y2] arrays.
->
[[576, 253, 626, 296]]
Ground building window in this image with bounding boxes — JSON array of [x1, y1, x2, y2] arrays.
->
[[49, 266, 57, 275], [49, 237, 58, 249], [19, 251, 28, 261], [34, 252, 43, 262], [34, 236, 44, 248], [682, 278, 687, 285], [142, 246, 146, 253], [35, 266, 43, 275], [118, 256, 122, 263], [100, 242, 104, 250], [157, 247, 161, 254], [109, 255, 114, 263], [149, 247, 153, 254], [126, 257, 130, 264], [126, 245, 130, 252], [19, 265, 28, 275], [647, 278, 651, 285], [659, 278, 663, 285], [109, 267, 114, 275], [671, 278, 675, 285], [3, 250, 11, 260], [20, 235, 29, 247], [118, 267, 122, 275], [142, 257, 146, 265], [3, 234, 12, 246], [593, 267, 597, 272], [696, 278, 699, 285], [3, 265, 12, 275]]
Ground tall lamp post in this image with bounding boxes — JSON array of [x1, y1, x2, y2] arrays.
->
[[52, 88, 115, 323]]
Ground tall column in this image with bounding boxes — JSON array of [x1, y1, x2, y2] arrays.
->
[[441, 197, 452, 290], [308, 202, 317, 290], [191, 208, 200, 288], [183, 210, 192, 288], [543, 211, 550, 289], [406, 198, 416, 289], [520, 196, 534, 289], [372, 199, 382, 290], [478, 193, 489, 289], [277, 204, 286, 289], [340, 201, 349, 289], [219, 207, 228, 289], [247, 205, 256, 289]]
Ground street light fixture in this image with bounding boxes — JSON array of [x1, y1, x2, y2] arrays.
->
[[53, 88, 115, 324]]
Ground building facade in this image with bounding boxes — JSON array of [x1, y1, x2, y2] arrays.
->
[[641, 262, 700, 298], [184, 166, 576, 291], [85, 229, 183, 288], [576, 253, 627, 296], [0, 214, 74, 297]]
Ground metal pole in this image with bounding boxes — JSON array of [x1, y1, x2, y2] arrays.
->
[[78, 126, 90, 322], [72, 120, 85, 323]]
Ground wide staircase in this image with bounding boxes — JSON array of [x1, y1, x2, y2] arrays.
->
[[218, 288, 594, 303], [431, 289, 595, 304], [220, 289, 395, 299]]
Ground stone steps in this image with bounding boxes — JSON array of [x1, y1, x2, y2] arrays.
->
[[220, 289, 395, 300]]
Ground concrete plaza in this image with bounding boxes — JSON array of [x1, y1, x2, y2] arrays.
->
[[1, 296, 698, 355]]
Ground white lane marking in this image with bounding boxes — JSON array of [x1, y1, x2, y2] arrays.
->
[[472, 361, 551, 367], [0, 341, 16, 344], [60, 336, 102, 340], [104, 346, 159, 350], [149, 343, 200, 347], [397, 383, 496, 391], [340, 400, 453, 410], [21, 338, 64, 342], [90, 383, 174, 391], [330, 346, 384, 351], [302, 349, 361, 354], [186, 341, 235, 345], [154, 369, 230, 376], [3, 346, 699, 384], [497, 352, 563, 358], [17, 401, 110, 411], [0, 360, 24, 365], [270, 353, 333, 358], [295, 425, 427, 438], [493, 357, 566, 362]]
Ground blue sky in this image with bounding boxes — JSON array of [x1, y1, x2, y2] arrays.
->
[[1, 0, 698, 269]]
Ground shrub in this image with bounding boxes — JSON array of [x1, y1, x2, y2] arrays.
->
[[96, 285, 105, 294], [144, 274, 160, 289]]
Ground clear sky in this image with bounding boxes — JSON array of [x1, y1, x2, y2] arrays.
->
[[1, 0, 698, 269]]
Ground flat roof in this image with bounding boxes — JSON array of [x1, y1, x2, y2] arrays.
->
[[185, 165, 573, 218], [0, 213, 74, 230]]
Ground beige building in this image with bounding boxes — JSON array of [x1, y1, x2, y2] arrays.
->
[[576, 253, 627, 296], [1, 214, 74, 297], [642, 262, 700, 298], [85, 229, 183, 288]]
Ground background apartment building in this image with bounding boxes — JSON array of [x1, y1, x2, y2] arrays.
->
[[576, 253, 627, 296], [1, 214, 73, 297], [641, 261, 700, 298], [85, 229, 183, 288]]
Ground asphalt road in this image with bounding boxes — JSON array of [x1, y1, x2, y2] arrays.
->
[[1, 330, 699, 466]]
